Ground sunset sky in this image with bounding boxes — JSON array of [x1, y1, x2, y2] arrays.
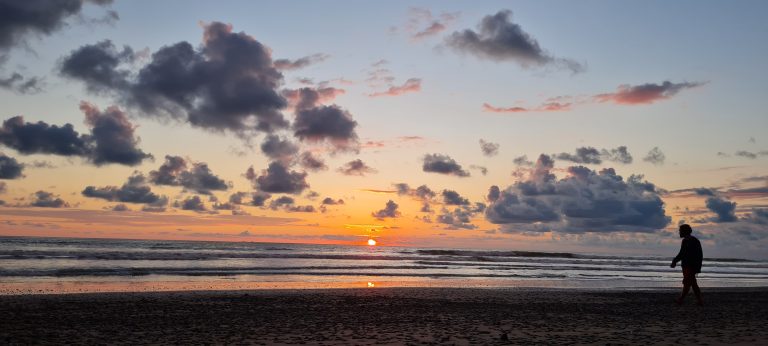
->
[[1, 0, 766, 259]]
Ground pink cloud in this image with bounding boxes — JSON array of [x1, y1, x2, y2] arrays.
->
[[369, 78, 422, 97]]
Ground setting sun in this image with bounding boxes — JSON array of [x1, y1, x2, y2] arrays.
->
[[367, 239, 377, 246]]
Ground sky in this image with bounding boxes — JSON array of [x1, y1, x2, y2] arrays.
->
[[0, 0, 767, 259]]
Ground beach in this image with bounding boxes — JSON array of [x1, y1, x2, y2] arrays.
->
[[2, 287, 767, 345]]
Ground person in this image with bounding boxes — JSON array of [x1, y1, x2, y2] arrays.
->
[[670, 224, 703, 305]]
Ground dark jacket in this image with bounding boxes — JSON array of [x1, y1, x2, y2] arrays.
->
[[674, 235, 703, 273]]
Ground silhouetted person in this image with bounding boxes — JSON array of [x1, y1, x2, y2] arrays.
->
[[670, 224, 703, 305]]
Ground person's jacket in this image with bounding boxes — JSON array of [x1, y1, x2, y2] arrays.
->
[[674, 235, 703, 273]]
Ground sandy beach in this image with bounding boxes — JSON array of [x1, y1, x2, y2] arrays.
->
[[2, 287, 767, 345]]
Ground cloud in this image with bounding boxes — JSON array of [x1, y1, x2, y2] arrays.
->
[[442, 189, 469, 206], [705, 196, 737, 223], [479, 139, 499, 156], [594, 81, 705, 105], [372, 200, 400, 219], [693, 188, 717, 197], [78, 101, 151, 166], [268, 195, 315, 213], [643, 147, 666, 165], [405, 8, 459, 41], [422, 153, 470, 177], [175, 195, 208, 213], [60, 22, 289, 136], [487, 185, 500, 202], [149, 155, 229, 195], [733, 150, 768, 160], [486, 154, 671, 233], [229, 191, 271, 207], [555, 146, 632, 165], [111, 204, 129, 212], [0, 153, 24, 179], [293, 104, 359, 152], [0, 72, 42, 94], [30, 190, 68, 208], [321, 197, 344, 205], [513, 155, 533, 166], [260, 134, 299, 162], [248, 161, 309, 194], [282, 86, 346, 110], [469, 165, 488, 175], [273, 53, 329, 70], [446, 10, 583, 73], [82, 172, 167, 205], [297, 151, 327, 172], [482, 101, 571, 113], [395, 183, 437, 202], [369, 78, 421, 97], [337, 159, 377, 176], [0, 104, 150, 166]]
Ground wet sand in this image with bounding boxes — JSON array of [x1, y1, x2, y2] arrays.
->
[[2, 287, 767, 345]]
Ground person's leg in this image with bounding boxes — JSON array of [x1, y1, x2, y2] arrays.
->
[[677, 267, 693, 304], [691, 275, 703, 305]]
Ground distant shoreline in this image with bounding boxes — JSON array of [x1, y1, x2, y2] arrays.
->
[[3, 287, 767, 344]]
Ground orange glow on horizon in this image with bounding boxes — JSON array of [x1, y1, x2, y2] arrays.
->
[[367, 238, 377, 246]]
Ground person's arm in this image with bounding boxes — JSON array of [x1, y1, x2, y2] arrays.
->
[[671, 238, 686, 268]]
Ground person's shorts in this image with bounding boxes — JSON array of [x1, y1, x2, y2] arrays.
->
[[682, 266, 697, 285]]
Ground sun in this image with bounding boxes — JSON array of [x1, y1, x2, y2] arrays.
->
[[367, 238, 377, 246]]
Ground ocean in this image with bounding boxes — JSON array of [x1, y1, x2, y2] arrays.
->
[[1, 236, 767, 294]]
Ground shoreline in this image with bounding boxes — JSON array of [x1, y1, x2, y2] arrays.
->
[[3, 287, 767, 344]]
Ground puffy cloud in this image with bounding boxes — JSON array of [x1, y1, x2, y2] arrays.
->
[[372, 200, 400, 219], [148, 155, 228, 195], [594, 81, 705, 105], [369, 78, 421, 97], [601, 146, 633, 164], [293, 105, 359, 152], [0, 103, 150, 166], [60, 22, 289, 135], [229, 191, 271, 207], [395, 183, 437, 202], [321, 197, 344, 205], [487, 185, 500, 202], [82, 172, 167, 205], [643, 147, 666, 165], [486, 155, 671, 233], [479, 139, 499, 156], [422, 153, 470, 177], [79, 102, 151, 166], [273, 53, 329, 70], [260, 134, 299, 162], [298, 151, 327, 172], [442, 189, 469, 205], [337, 159, 377, 176], [282, 86, 346, 110], [112, 204, 129, 212], [513, 155, 533, 166], [446, 10, 583, 73], [0, 72, 42, 94], [30, 190, 68, 208], [705, 196, 737, 223], [175, 195, 208, 212], [436, 203, 485, 230], [248, 161, 309, 194], [0, 153, 23, 179]]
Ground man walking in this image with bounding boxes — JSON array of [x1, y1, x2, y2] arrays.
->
[[670, 224, 703, 305]]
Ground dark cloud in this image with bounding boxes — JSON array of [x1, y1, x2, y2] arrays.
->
[[643, 147, 666, 165], [260, 134, 299, 162], [0, 103, 150, 166], [0, 72, 42, 94], [555, 147, 601, 164], [594, 81, 705, 105], [82, 172, 167, 205], [111, 203, 129, 212], [446, 10, 583, 73], [601, 146, 633, 164], [337, 159, 377, 176], [486, 155, 671, 233], [298, 151, 327, 172], [269, 195, 315, 213], [321, 197, 344, 205], [372, 200, 400, 219], [705, 196, 737, 223], [60, 22, 289, 136], [176, 195, 207, 212], [282, 86, 346, 111], [436, 203, 485, 230], [229, 191, 272, 207], [734, 150, 761, 159], [248, 161, 309, 194], [395, 183, 437, 202], [487, 185, 500, 202], [30, 190, 68, 208], [442, 189, 469, 206], [0, 153, 24, 179], [693, 188, 717, 197], [0, 116, 90, 156], [273, 53, 329, 71], [422, 153, 470, 177], [79, 101, 151, 166], [293, 105, 359, 152], [148, 155, 228, 195], [479, 139, 499, 156], [744, 208, 768, 225], [513, 155, 533, 166], [469, 165, 488, 175]]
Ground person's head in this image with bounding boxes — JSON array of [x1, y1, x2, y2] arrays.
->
[[679, 224, 693, 238]]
